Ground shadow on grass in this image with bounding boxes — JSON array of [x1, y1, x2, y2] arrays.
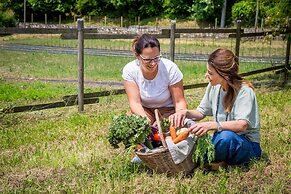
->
[[251, 71, 290, 91], [199, 151, 272, 175]]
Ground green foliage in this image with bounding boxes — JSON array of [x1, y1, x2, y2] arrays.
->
[[139, 0, 163, 18], [0, 0, 23, 20], [188, 0, 224, 22], [28, 0, 75, 13], [161, 118, 170, 132], [75, 0, 111, 16], [108, 114, 151, 148], [193, 134, 215, 165], [232, 0, 256, 27], [1, 0, 290, 28], [163, 0, 191, 19], [232, 0, 291, 28], [0, 10, 16, 27], [262, 0, 291, 28]]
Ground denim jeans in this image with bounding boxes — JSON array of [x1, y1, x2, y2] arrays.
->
[[211, 130, 262, 165]]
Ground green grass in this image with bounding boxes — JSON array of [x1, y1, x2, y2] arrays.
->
[[0, 50, 131, 81], [0, 49, 280, 108], [0, 50, 275, 85], [0, 80, 77, 102], [0, 32, 290, 193], [1, 35, 287, 57], [0, 75, 290, 193]]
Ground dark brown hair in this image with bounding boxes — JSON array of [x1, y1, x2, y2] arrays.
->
[[208, 48, 253, 112], [131, 34, 160, 56]]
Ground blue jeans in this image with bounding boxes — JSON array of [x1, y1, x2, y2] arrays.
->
[[211, 130, 262, 165]]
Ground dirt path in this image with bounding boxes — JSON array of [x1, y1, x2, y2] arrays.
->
[[0, 43, 285, 63]]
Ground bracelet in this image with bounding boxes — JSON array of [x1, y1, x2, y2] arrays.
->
[[216, 121, 223, 132]]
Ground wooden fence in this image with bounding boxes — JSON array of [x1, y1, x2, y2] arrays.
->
[[0, 20, 290, 113]]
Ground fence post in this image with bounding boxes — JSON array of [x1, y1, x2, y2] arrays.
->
[[284, 18, 291, 83], [23, 0, 26, 28], [45, 13, 47, 25], [77, 19, 84, 112], [170, 20, 176, 62], [235, 20, 241, 58], [155, 17, 158, 27], [104, 16, 107, 26], [121, 16, 123, 27], [59, 15, 61, 26], [31, 13, 33, 23], [215, 18, 217, 29], [285, 18, 291, 70]]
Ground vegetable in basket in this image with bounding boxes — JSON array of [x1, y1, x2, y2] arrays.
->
[[170, 126, 190, 144], [170, 126, 215, 164], [107, 114, 152, 149]]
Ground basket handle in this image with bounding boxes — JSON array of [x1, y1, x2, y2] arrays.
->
[[154, 109, 167, 148]]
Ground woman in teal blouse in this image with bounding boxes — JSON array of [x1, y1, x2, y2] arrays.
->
[[170, 48, 262, 169]]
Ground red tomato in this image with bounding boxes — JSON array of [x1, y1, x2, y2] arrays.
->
[[153, 133, 164, 141]]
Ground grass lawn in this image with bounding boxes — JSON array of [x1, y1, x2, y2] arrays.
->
[[0, 72, 290, 193], [0, 43, 290, 193]]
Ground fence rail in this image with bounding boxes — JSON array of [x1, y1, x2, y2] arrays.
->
[[0, 65, 286, 114], [0, 20, 290, 113]]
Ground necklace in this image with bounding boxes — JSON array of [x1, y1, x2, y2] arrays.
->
[[215, 86, 229, 122]]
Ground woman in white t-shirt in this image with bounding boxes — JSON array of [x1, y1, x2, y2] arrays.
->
[[122, 34, 187, 124]]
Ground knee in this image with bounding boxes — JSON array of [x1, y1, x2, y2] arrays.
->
[[212, 131, 244, 152], [212, 130, 238, 146]]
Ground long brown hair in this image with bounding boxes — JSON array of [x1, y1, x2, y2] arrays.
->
[[208, 48, 253, 112]]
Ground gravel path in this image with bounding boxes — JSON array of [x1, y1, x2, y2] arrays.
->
[[0, 43, 285, 63]]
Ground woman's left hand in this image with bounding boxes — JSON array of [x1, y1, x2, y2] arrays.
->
[[189, 122, 213, 137]]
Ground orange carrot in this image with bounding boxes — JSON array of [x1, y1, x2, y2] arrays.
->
[[173, 130, 189, 144], [170, 126, 177, 140]]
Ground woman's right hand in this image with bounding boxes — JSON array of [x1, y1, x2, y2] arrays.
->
[[169, 110, 187, 128]]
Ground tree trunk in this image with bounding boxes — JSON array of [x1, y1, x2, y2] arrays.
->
[[220, 0, 227, 28], [255, 0, 260, 31]]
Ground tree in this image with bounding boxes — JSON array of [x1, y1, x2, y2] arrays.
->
[[163, 0, 192, 19], [232, 0, 256, 27], [28, 0, 75, 14], [220, 0, 227, 28], [261, 0, 291, 28], [188, 0, 224, 23]]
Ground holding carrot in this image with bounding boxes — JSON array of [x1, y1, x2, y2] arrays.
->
[[169, 48, 262, 169]]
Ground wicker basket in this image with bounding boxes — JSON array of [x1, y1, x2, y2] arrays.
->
[[136, 109, 197, 176]]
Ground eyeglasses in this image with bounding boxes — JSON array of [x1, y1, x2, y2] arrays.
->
[[139, 55, 161, 64]]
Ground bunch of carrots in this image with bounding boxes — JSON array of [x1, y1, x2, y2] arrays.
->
[[170, 126, 190, 144]]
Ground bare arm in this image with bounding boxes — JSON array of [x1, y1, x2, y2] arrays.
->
[[190, 120, 249, 137], [169, 80, 187, 112], [168, 80, 187, 127], [123, 80, 148, 119], [185, 109, 205, 121]]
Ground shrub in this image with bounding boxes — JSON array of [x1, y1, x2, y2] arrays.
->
[[0, 10, 17, 27]]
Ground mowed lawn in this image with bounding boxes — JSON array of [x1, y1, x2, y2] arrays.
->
[[0, 48, 290, 193]]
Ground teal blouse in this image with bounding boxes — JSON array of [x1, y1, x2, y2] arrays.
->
[[196, 83, 260, 143]]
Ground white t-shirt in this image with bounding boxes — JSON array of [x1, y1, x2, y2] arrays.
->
[[122, 58, 183, 108]]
